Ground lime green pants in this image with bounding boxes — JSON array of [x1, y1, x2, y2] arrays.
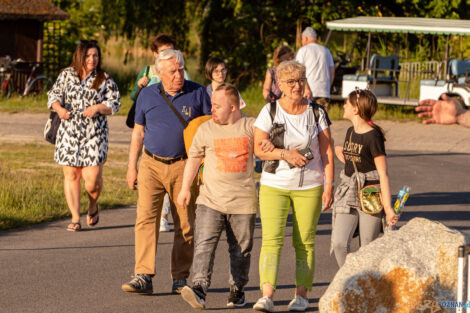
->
[[258, 184, 323, 291]]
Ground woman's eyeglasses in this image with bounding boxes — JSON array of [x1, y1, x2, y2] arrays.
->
[[213, 68, 227, 75], [282, 78, 307, 87]]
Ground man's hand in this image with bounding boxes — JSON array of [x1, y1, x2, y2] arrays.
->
[[177, 189, 191, 208], [126, 168, 138, 190], [415, 94, 463, 125], [83, 105, 100, 118]]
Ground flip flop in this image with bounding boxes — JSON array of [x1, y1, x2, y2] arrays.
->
[[87, 205, 99, 227], [67, 222, 81, 232]]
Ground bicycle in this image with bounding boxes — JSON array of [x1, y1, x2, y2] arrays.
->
[[22, 62, 52, 97], [0, 56, 52, 100], [0, 56, 13, 100]]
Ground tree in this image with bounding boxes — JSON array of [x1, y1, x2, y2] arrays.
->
[[100, 0, 189, 50]]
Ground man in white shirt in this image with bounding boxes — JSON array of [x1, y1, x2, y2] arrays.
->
[[296, 27, 335, 110]]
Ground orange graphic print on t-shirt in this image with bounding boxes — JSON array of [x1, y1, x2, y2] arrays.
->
[[214, 137, 250, 173]]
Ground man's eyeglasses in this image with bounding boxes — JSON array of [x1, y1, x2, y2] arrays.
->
[[282, 78, 307, 87]]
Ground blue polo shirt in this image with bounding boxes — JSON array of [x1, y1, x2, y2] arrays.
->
[[135, 80, 211, 158]]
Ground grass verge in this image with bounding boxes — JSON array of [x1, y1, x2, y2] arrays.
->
[[0, 143, 137, 231]]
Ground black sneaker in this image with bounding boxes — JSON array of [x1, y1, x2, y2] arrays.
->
[[181, 284, 206, 309], [227, 285, 246, 308], [172, 278, 187, 294], [121, 274, 153, 294]]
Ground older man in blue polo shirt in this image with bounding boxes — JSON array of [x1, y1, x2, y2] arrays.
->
[[122, 49, 211, 295]]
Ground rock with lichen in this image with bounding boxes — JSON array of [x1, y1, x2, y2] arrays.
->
[[319, 218, 470, 313]]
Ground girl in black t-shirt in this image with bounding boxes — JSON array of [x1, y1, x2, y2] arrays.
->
[[330, 89, 399, 267]]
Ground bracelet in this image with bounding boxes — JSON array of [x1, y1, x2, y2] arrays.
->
[[280, 149, 285, 160], [325, 182, 335, 187]]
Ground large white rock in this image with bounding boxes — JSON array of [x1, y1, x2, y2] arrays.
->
[[319, 218, 470, 313]]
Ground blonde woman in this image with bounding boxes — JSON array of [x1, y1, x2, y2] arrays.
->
[[253, 60, 334, 312]]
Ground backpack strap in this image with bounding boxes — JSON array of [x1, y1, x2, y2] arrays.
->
[[269, 100, 277, 122], [309, 100, 332, 126]]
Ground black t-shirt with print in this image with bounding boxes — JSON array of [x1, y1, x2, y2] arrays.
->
[[343, 126, 386, 184]]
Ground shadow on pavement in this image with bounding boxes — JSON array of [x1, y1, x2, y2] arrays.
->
[[208, 282, 329, 294], [407, 192, 470, 206], [388, 152, 470, 158], [0, 243, 134, 251], [399, 210, 470, 222]]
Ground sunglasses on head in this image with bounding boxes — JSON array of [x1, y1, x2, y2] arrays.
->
[[354, 86, 361, 103], [80, 40, 98, 45]]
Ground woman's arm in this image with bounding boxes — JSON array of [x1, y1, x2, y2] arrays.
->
[[47, 69, 68, 110], [318, 128, 334, 210], [130, 66, 148, 101], [374, 155, 399, 226], [262, 70, 273, 102], [51, 101, 70, 120], [254, 127, 308, 167], [83, 103, 112, 117], [83, 77, 121, 117], [335, 146, 345, 163]]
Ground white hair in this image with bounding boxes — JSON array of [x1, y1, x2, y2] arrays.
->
[[302, 27, 317, 40], [155, 49, 185, 72]]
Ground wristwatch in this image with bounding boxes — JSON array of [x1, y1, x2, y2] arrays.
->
[[325, 182, 336, 187]]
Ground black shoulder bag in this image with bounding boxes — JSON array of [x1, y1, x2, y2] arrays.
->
[[44, 111, 61, 144], [263, 101, 285, 173], [126, 66, 150, 128]]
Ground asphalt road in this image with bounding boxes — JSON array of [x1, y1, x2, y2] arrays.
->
[[1, 113, 469, 312]]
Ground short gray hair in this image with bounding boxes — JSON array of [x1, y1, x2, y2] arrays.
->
[[155, 49, 184, 72], [302, 27, 317, 40], [276, 60, 306, 81]]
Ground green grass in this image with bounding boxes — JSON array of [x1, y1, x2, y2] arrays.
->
[[0, 143, 137, 230], [240, 85, 266, 117], [0, 94, 50, 113]]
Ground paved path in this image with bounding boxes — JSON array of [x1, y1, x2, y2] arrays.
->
[[1, 112, 470, 312], [1, 112, 470, 153]]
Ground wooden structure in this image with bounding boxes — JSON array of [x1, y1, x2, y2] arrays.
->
[[324, 17, 470, 106], [0, 0, 69, 62]]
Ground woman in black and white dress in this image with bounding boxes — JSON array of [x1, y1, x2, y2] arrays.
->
[[47, 40, 121, 231]]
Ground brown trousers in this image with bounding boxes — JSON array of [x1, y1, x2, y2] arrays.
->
[[134, 153, 196, 279]]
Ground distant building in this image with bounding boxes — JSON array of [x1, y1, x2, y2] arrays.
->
[[0, 0, 69, 62]]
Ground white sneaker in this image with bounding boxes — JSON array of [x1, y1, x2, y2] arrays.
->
[[159, 217, 170, 232], [287, 295, 308, 311], [253, 296, 274, 312]]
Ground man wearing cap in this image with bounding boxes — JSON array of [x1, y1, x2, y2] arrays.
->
[[296, 27, 335, 110]]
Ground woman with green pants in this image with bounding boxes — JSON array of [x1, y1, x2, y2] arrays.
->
[[253, 60, 334, 312]]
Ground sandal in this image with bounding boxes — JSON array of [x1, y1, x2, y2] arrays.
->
[[87, 205, 100, 227], [67, 222, 81, 232]]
